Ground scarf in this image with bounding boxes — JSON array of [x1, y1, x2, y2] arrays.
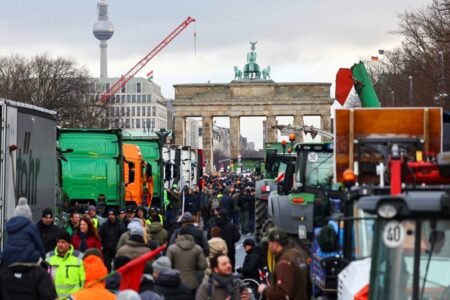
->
[[211, 273, 236, 296], [79, 232, 88, 252]]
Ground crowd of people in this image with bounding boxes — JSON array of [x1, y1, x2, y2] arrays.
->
[[0, 174, 309, 300]]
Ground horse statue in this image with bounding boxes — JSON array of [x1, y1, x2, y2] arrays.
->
[[262, 66, 271, 80], [234, 66, 242, 80]]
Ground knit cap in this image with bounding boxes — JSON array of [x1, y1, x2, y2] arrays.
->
[[14, 197, 32, 220], [152, 256, 172, 273]]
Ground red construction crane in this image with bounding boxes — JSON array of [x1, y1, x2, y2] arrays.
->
[[100, 16, 196, 103]]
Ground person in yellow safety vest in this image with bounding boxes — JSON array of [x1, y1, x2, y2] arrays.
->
[[88, 205, 99, 229], [148, 207, 164, 224], [46, 231, 85, 299]]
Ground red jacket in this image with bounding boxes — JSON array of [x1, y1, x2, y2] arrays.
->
[[71, 233, 102, 251]]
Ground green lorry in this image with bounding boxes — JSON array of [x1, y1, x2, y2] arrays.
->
[[58, 129, 127, 211]]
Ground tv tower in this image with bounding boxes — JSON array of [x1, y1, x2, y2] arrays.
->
[[93, 0, 114, 78]]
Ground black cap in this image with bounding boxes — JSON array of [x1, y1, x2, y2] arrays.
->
[[57, 231, 71, 243], [126, 207, 134, 213], [119, 208, 126, 214], [107, 208, 116, 215], [243, 238, 255, 247], [42, 208, 53, 218]]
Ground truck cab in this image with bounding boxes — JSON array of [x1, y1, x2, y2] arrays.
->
[[123, 144, 144, 207]]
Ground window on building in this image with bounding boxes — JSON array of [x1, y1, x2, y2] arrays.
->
[[126, 107, 130, 116], [152, 106, 156, 116], [142, 107, 146, 116], [121, 85, 126, 93], [136, 119, 140, 128], [137, 107, 140, 116], [136, 83, 142, 93], [105, 83, 111, 91], [147, 107, 151, 115], [127, 95, 131, 103], [132, 107, 135, 116], [121, 95, 125, 103], [132, 119, 135, 128], [137, 95, 141, 103], [132, 95, 136, 103]]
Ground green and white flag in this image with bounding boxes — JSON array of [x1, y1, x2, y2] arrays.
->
[[146, 70, 154, 81]]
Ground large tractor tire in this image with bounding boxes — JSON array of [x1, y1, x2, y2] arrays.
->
[[255, 197, 268, 242]]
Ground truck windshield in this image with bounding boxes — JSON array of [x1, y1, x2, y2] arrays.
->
[[304, 152, 333, 186], [370, 219, 450, 300]]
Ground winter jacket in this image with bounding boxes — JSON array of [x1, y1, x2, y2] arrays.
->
[[208, 217, 240, 257], [71, 232, 102, 252], [69, 255, 115, 300], [169, 224, 210, 256], [2, 216, 45, 266], [115, 235, 150, 259], [0, 262, 57, 300], [46, 245, 85, 298], [205, 237, 228, 277], [262, 243, 309, 300], [140, 275, 164, 300], [149, 222, 168, 246], [36, 220, 63, 253], [195, 273, 241, 300], [183, 193, 199, 214], [154, 269, 193, 300], [166, 234, 207, 289], [237, 247, 263, 281], [99, 219, 126, 251]]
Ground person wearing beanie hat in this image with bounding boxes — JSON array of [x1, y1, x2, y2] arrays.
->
[[152, 256, 172, 273], [236, 238, 262, 281], [37, 207, 65, 253], [116, 218, 150, 260], [69, 255, 115, 300], [169, 212, 210, 257], [1, 197, 46, 267], [88, 205, 101, 229], [46, 229, 85, 298], [14, 197, 32, 220], [257, 227, 309, 300], [139, 261, 165, 300]]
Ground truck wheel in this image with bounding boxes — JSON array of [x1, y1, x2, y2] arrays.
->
[[255, 197, 268, 242]]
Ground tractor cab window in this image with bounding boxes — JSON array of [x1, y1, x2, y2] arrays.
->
[[370, 219, 450, 300], [304, 151, 333, 187]]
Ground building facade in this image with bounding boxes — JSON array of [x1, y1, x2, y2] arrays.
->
[[92, 78, 169, 130]]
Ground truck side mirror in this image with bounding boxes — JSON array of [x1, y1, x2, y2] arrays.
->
[[165, 163, 172, 181], [127, 161, 135, 184], [145, 163, 152, 178], [282, 162, 295, 193]]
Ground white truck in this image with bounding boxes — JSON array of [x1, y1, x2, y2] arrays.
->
[[0, 99, 57, 249]]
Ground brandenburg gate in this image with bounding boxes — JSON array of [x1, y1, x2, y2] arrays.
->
[[172, 43, 333, 172]]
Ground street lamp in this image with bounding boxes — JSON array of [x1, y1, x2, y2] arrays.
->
[[408, 75, 413, 105]]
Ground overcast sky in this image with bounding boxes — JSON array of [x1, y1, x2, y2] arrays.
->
[[0, 0, 429, 149]]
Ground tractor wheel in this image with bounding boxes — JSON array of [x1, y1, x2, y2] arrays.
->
[[255, 197, 268, 242]]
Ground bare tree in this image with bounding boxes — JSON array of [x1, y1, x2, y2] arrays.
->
[[0, 54, 107, 127], [366, 0, 450, 111]]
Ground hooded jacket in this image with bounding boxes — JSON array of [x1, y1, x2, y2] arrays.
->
[[166, 234, 207, 289], [237, 246, 263, 281], [169, 224, 210, 256], [195, 273, 241, 300], [205, 237, 228, 277], [99, 218, 126, 251], [149, 222, 168, 246], [208, 215, 240, 257], [2, 216, 45, 266], [116, 235, 150, 259], [154, 269, 193, 300], [69, 255, 115, 300]]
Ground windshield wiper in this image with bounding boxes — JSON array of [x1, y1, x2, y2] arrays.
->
[[420, 230, 437, 298]]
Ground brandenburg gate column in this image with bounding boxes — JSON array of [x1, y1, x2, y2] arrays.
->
[[230, 116, 240, 159], [293, 114, 304, 142], [266, 115, 277, 143], [202, 116, 214, 173], [174, 116, 186, 146], [321, 114, 332, 137]]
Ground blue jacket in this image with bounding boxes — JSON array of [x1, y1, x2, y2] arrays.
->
[[2, 216, 45, 266]]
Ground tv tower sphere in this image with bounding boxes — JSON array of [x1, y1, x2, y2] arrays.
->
[[93, 0, 114, 78], [93, 0, 114, 41]]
